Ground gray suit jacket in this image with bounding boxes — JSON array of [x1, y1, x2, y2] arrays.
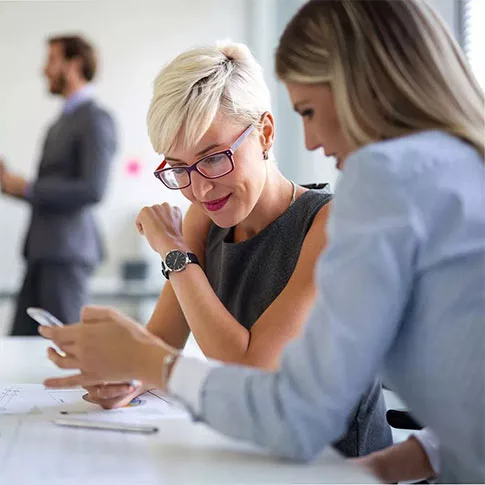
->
[[23, 100, 117, 267]]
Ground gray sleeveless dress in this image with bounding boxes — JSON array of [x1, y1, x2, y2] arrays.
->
[[204, 187, 392, 457]]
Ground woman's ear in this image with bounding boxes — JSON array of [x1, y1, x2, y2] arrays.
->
[[259, 111, 275, 153]]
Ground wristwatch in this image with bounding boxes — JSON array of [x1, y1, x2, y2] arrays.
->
[[161, 249, 200, 280]]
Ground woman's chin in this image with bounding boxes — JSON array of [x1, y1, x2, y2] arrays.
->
[[209, 214, 238, 229], [206, 208, 245, 229]]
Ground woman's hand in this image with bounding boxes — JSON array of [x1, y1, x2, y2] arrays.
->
[[39, 305, 178, 389], [135, 203, 188, 256], [352, 436, 435, 483], [84, 381, 150, 409]]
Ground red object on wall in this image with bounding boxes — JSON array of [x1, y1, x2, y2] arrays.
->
[[125, 158, 142, 177]]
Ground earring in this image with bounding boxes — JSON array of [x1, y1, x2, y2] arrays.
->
[[262, 151, 269, 160]]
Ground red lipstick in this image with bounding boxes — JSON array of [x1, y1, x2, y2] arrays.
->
[[204, 194, 231, 212]]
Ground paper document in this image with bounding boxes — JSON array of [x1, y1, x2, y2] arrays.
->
[[0, 416, 162, 485], [0, 384, 187, 484], [0, 384, 187, 422]]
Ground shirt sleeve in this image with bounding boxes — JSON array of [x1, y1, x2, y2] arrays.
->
[[412, 428, 440, 475], [169, 147, 424, 461], [168, 356, 220, 417]]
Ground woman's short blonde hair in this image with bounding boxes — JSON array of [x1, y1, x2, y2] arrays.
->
[[148, 42, 271, 155], [275, 0, 484, 159]]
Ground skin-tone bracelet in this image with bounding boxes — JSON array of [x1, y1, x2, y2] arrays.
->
[[162, 351, 180, 389]]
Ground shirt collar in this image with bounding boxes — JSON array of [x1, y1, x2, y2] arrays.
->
[[63, 84, 94, 114]]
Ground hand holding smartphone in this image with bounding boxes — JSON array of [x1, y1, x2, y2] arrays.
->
[[27, 307, 64, 327], [27, 307, 140, 389]]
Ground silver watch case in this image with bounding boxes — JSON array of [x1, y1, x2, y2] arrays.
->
[[161, 249, 199, 279]]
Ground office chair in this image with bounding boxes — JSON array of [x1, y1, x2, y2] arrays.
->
[[386, 409, 423, 430]]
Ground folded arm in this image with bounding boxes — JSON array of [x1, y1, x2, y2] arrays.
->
[[148, 202, 331, 369]]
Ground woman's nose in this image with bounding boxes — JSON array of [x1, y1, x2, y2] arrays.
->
[[304, 129, 322, 152], [190, 171, 214, 200]]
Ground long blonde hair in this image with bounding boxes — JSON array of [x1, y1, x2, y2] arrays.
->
[[275, 0, 484, 159]]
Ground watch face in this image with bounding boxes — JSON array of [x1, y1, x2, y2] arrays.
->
[[165, 250, 187, 272]]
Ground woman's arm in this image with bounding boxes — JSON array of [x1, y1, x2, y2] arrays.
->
[[88, 198, 329, 408], [81, 203, 212, 409], [145, 202, 331, 369], [145, 203, 212, 349]]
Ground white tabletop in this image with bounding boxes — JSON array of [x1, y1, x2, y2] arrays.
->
[[0, 337, 377, 484]]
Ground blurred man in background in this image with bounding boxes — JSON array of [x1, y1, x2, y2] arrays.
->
[[0, 35, 117, 335]]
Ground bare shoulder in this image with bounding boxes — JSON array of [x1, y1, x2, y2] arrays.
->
[[303, 201, 332, 249], [183, 203, 212, 230], [182, 204, 213, 266], [313, 200, 332, 226], [286, 201, 332, 287]]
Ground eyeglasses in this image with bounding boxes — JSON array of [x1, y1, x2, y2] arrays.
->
[[154, 124, 254, 190]]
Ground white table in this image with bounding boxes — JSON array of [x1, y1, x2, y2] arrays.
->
[[0, 337, 377, 484]]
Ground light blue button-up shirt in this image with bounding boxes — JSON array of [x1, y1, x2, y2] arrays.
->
[[170, 130, 485, 483], [63, 84, 94, 115]]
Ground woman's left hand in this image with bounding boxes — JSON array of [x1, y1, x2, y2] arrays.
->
[[135, 203, 188, 256], [39, 305, 178, 389]]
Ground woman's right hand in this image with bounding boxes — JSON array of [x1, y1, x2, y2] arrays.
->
[[84, 381, 149, 409]]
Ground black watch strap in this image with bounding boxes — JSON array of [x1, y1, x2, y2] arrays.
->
[[186, 252, 199, 265]]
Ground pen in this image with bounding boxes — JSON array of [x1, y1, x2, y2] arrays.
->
[[53, 418, 158, 434]]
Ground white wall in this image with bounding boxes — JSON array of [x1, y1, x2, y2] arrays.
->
[[428, 0, 461, 39], [0, 0, 462, 289], [0, 0, 248, 287]]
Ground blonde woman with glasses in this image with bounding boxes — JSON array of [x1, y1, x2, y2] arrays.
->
[[42, 0, 484, 481]]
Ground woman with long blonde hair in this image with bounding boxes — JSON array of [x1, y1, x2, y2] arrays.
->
[[42, 1, 484, 481]]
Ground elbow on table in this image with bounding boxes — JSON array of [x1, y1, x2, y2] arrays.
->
[[268, 408, 347, 463]]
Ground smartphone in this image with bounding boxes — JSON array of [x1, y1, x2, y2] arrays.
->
[[28, 307, 139, 389], [27, 307, 64, 327], [53, 418, 158, 434]]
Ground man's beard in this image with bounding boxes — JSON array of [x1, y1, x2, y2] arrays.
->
[[49, 71, 67, 95]]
